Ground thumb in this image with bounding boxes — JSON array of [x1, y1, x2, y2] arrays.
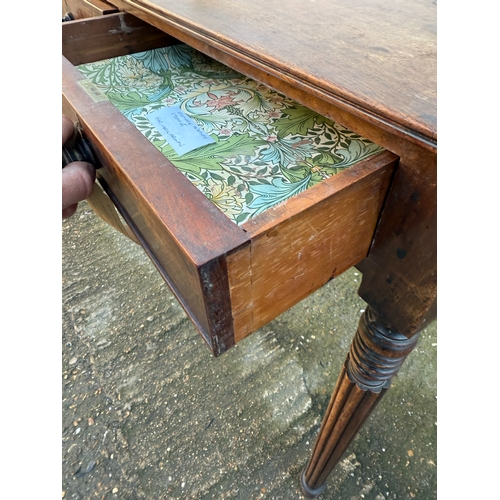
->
[[62, 161, 96, 212]]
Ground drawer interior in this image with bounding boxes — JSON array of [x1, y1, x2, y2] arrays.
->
[[75, 43, 385, 226], [62, 13, 398, 354]]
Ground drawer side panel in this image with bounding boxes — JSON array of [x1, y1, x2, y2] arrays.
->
[[229, 151, 397, 341]]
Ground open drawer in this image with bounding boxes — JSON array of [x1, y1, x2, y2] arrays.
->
[[62, 13, 398, 356]]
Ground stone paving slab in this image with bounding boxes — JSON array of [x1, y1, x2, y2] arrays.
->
[[62, 202, 437, 500]]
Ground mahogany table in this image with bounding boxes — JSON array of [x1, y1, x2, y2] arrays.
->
[[62, 0, 436, 495]]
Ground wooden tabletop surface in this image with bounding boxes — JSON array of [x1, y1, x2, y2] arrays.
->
[[114, 0, 436, 150]]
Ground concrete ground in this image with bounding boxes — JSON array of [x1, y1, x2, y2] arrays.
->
[[62, 201, 437, 500]]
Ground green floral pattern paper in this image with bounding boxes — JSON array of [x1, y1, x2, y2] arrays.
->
[[78, 44, 383, 225]]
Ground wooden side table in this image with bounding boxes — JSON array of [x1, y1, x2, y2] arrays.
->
[[62, 0, 436, 494]]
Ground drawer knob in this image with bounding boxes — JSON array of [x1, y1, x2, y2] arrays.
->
[[62, 132, 99, 169]]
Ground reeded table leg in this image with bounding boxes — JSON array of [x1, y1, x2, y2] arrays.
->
[[301, 307, 420, 497]]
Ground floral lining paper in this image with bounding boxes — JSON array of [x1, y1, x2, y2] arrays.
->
[[77, 44, 383, 225]]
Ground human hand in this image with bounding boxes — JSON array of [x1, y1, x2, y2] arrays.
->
[[62, 115, 96, 218]]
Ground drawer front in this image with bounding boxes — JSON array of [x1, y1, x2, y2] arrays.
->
[[63, 14, 250, 356], [63, 13, 398, 355]]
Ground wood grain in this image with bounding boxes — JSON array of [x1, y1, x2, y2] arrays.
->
[[228, 151, 398, 341], [303, 307, 420, 493], [62, 51, 250, 355], [63, 0, 118, 19], [107, 0, 436, 152], [356, 146, 437, 336], [62, 11, 179, 66]]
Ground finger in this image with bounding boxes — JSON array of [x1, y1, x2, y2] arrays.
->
[[62, 203, 78, 219], [62, 162, 96, 211], [62, 115, 75, 145]]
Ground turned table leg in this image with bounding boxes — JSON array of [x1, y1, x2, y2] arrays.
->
[[301, 306, 420, 497]]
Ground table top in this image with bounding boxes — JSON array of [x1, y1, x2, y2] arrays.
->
[[114, 0, 436, 150]]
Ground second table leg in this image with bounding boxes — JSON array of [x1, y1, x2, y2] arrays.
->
[[301, 306, 420, 496]]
